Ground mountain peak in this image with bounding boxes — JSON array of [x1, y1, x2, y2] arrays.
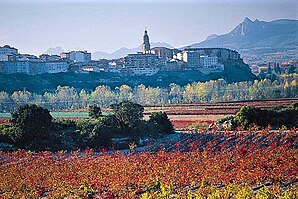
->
[[44, 47, 64, 55], [206, 34, 219, 41], [243, 17, 253, 24], [187, 18, 298, 60], [92, 42, 173, 60]]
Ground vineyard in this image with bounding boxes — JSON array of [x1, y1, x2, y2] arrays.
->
[[0, 129, 297, 198], [1, 98, 297, 129], [146, 98, 298, 130]]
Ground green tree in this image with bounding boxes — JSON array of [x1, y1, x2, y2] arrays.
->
[[149, 111, 174, 134], [0, 91, 13, 112], [55, 86, 79, 109], [169, 83, 183, 103], [118, 85, 133, 102], [134, 84, 147, 105], [234, 105, 278, 129], [76, 120, 112, 149], [79, 89, 90, 108], [274, 63, 281, 74], [43, 92, 57, 110], [11, 91, 32, 106], [110, 101, 144, 135], [88, 105, 102, 119], [183, 83, 196, 103], [11, 104, 53, 147], [89, 124, 112, 148], [234, 106, 258, 128], [279, 102, 298, 128], [91, 85, 115, 107]]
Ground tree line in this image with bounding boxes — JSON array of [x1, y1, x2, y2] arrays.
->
[[0, 75, 297, 112]]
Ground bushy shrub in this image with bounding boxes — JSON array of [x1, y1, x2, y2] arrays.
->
[[149, 111, 174, 134], [234, 103, 298, 129], [0, 124, 14, 143], [76, 119, 112, 149], [110, 101, 144, 135], [138, 121, 163, 138], [89, 124, 112, 149], [214, 116, 237, 130], [10, 104, 53, 147], [279, 102, 298, 128]]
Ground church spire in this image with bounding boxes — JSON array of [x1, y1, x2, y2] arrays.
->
[[142, 29, 150, 54]]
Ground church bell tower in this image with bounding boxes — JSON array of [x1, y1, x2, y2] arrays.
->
[[142, 30, 151, 54]]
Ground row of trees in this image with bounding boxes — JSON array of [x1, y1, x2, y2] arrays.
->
[[0, 76, 297, 111]]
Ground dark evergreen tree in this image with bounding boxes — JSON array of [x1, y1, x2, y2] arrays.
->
[[110, 101, 144, 135], [267, 63, 272, 74], [149, 111, 174, 134], [11, 104, 53, 147], [274, 63, 281, 74]]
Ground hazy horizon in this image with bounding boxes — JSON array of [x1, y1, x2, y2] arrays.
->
[[0, 0, 297, 55]]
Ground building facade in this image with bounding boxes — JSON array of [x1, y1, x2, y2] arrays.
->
[[122, 30, 169, 75], [0, 60, 69, 75], [182, 48, 241, 62], [0, 61, 31, 74], [181, 50, 201, 69], [39, 54, 61, 61], [200, 56, 218, 67], [45, 61, 69, 73], [60, 51, 91, 63], [124, 52, 161, 75], [173, 48, 240, 70], [0, 45, 18, 61], [124, 53, 159, 68], [151, 47, 173, 60]]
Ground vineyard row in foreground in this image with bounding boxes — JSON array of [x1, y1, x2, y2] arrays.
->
[[0, 129, 297, 198]]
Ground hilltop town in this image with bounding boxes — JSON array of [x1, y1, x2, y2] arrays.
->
[[1, 30, 243, 76]]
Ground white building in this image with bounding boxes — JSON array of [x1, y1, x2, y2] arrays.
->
[[0, 60, 69, 75], [61, 51, 91, 63], [45, 61, 69, 73], [1, 61, 30, 74], [126, 67, 159, 76], [175, 50, 201, 69], [198, 56, 224, 74], [200, 56, 218, 67], [0, 45, 18, 61], [124, 53, 161, 76], [173, 49, 226, 73], [108, 62, 122, 73]]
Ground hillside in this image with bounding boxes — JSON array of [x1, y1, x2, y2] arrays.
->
[[188, 18, 298, 63], [189, 18, 298, 53], [0, 61, 255, 93]]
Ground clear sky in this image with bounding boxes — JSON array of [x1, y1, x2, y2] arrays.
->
[[0, 0, 297, 55]]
